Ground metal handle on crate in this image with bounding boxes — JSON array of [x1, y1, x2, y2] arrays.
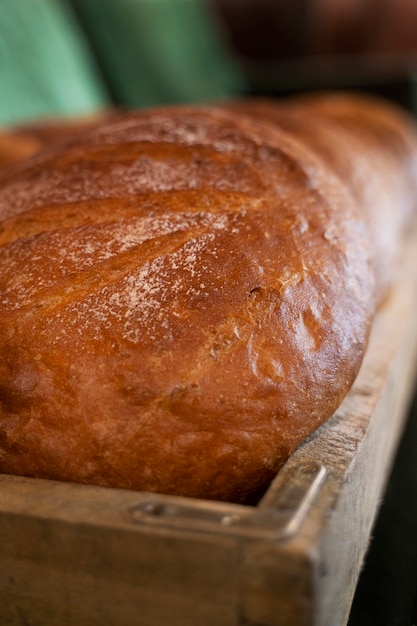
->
[[129, 462, 327, 540], [266, 461, 327, 537]]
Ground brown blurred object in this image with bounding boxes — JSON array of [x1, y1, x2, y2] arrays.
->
[[0, 132, 42, 169], [0, 111, 115, 175], [208, 0, 309, 61], [209, 0, 417, 110], [210, 0, 417, 61], [310, 0, 417, 57]]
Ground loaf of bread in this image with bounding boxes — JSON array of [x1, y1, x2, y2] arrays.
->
[[0, 94, 415, 502]]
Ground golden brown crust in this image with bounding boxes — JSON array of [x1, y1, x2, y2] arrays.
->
[[0, 102, 379, 502], [228, 92, 417, 304]]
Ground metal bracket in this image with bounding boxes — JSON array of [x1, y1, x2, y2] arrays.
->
[[130, 462, 327, 541]]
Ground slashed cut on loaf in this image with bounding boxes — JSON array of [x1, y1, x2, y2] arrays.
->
[[0, 94, 414, 502], [229, 93, 417, 304]]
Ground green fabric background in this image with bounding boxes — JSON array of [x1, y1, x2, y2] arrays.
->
[[0, 0, 108, 124], [0, 0, 245, 125], [72, 0, 245, 108]]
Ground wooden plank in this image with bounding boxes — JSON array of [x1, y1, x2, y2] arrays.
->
[[0, 477, 243, 626], [0, 227, 417, 625]]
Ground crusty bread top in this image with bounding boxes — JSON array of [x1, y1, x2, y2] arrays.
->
[[229, 93, 417, 304]]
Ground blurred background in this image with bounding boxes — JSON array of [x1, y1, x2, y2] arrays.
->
[[2, 0, 417, 126], [1, 1, 417, 624]]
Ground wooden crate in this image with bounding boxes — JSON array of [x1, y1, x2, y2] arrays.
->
[[1, 229, 417, 626]]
